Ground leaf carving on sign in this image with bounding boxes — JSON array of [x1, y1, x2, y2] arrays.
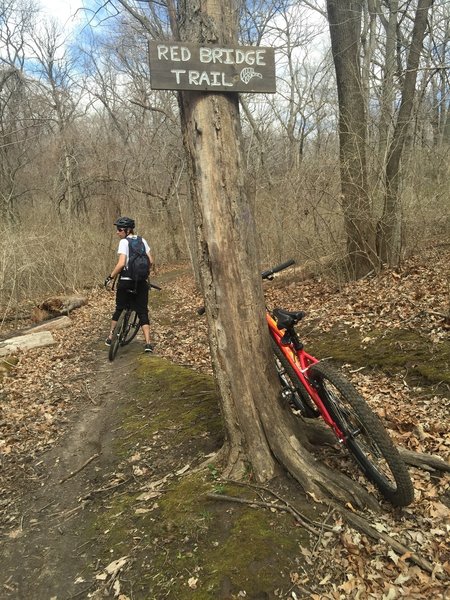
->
[[240, 67, 263, 84]]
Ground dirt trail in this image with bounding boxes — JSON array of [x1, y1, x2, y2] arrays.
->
[[0, 326, 309, 600], [2, 347, 141, 599]]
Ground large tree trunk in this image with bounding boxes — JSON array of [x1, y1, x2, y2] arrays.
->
[[176, 0, 276, 481], [175, 0, 379, 509], [326, 0, 378, 279], [377, 0, 434, 266], [178, 92, 278, 479]]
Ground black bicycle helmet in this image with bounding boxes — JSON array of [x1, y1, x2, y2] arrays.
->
[[114, 216, 135, 229]]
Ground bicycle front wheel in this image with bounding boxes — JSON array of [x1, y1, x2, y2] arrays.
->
[[309, 362, 414, 507], [120, 310, 140, 346], [109, 311, 126, 362]]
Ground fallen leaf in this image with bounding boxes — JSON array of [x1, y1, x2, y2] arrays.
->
[[188, 577, 198, 589], [105, 556, 129, 575]]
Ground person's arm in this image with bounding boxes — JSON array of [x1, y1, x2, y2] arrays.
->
[[109, 239, 128, 279], [143, 238, 154, 273], [110, 253, 126, 279]]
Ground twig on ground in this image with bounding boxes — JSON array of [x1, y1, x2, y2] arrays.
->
[[65, 583, 95, 599], [222, 478, 336, 532], [81, 478, 130, 501], [207, 491, 440, 577], [83, 382, 98, 405], [206, 492, 323, 536], [59, 453, 100, 484]]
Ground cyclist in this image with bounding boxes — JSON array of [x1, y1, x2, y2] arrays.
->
[[105, 216, 154, 352]]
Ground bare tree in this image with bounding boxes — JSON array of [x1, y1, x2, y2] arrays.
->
[[376, 0, 399, 175], [326, 0, 378, 278], [30, 20, 86, 217], [377, 0, 434, 265], [77, 8, 189, 260], [421, 0, 449, 147], [0, 0, 40, 223]]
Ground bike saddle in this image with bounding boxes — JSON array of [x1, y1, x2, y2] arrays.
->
[[273, 308, 305, 329]]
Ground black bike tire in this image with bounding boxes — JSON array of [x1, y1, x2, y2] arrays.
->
[[108, 311, 126, 361], [271, 339, 320, 418], [121, 310, 140, 346], [309, 362, 414, 507]]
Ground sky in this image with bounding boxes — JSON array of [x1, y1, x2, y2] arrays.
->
[[39, 0, 83, 27], [38, 0, 86, 31]]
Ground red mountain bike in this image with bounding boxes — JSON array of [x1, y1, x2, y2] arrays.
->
[[264, 259, 414, 507]]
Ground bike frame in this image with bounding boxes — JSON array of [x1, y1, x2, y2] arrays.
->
[[266, 312, 346, 441]]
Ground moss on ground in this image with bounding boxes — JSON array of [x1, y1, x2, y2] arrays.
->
[[115, 356, 223, 453], [84, 470, 310, 599], [307, 327, 450, 388], [78, 299, 449, 597], [77, 356, 318, 599]]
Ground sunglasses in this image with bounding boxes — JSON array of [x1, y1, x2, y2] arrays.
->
[[116, 227, 125, 232]]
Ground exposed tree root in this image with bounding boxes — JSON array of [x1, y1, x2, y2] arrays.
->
[[206, 493, 327, 536], [302, 416, 450, 474], [207, 487, 440, 576], [259, 404, 381, 511], [399, 448, 450, 472]]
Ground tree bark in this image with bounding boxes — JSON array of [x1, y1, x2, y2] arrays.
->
[[378, 0, 434, 265], [326, 0, 378, 279], [176, 0, 277, 481]]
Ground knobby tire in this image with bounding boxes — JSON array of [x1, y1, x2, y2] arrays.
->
[[309, 362, 414, 507], [108, 311, 126, 362], [121, 310, 140, 346]]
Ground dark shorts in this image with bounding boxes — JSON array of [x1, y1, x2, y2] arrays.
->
[[112, 279, 150, 326]]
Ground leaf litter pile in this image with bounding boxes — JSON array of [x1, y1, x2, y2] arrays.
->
[[0, 246, 449, 599]]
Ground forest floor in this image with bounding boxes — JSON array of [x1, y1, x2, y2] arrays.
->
[[0, 246, 449, 600]]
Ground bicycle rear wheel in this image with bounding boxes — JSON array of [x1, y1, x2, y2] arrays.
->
[[109, 311, 126, 362], [120, 310, 140, 346], [309, 362, 414, 507], [271, 339, 319, 418]]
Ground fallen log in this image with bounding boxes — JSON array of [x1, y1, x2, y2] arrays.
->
[[0, 331, 56, 357], [31, 295, 87, 323], [28, 316, 72, 333], [0, 316, 71, 342]]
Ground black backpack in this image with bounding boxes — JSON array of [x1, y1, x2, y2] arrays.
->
[[124, 236, 150, 286]]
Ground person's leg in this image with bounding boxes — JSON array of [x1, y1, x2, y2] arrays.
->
[[141, 323, 151, 344], [107, 285, 127, 343], [134, 282, 152, 349], [106, 318, 118, 344]]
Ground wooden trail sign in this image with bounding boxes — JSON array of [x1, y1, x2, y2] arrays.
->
[[149, 41, 276, 93]]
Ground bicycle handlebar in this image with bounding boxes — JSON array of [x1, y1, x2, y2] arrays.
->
[[261, 259, 295, 280]]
